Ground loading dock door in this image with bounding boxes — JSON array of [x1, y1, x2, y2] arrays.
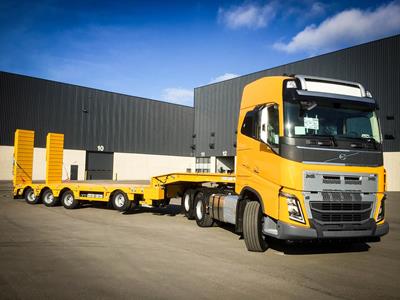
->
[[86, 151, 114, 180], [70, 165, 78, 180]]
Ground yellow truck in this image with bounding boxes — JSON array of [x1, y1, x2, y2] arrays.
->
[[13, 75, 389, 252]]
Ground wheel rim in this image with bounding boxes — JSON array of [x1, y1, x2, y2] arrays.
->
[[115, 194, 125, 207], [196, 200, 203, 220], [27, 191, 35, 202], [184, 194, 190, 211], [44, 192, 54, 204], [64, 194, 74, 206]]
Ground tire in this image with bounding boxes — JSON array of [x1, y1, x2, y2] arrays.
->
[[243, 201, 268, 252], [24, 187, 40, 205], [182, 189, 195, 219], [61, 191, 80, 209], [42, 189, 59, 207], [194, 191, 214, 227], [111, 191, 132, 212]]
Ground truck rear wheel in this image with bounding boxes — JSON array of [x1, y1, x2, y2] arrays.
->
[[24, 187, 40, 205], [111, 191, 132, 212], [61, 191, 80, 209], [182, 189, 195, 219], [194, 191, 214, 227], [243, 201, 268, 252], [42, 189, 59, 207]]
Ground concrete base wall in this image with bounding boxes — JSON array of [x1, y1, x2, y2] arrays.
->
[[384, 152, 400, 192], [0, 146, 13, 180], [0, 146, 87, 181], [30, 148, 87, 181], [113, 152, 194, 180], [0, 146, 194, 181]]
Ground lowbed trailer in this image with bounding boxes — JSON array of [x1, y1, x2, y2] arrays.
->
[[13, 129, 235, 211], [12, 75, 389, 252]]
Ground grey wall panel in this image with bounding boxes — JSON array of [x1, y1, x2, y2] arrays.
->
[[0, 72, 194, 156], [194, 35, 400, 155]]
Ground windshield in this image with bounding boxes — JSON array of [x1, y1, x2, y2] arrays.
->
[[284, 100, 381, 143]]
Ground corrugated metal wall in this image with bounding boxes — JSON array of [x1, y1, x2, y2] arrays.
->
[[0, 72, 194, 156], [194, 35, 400, 156]]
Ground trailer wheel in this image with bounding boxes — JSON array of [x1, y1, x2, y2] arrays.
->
[[111, 191, 132, 212], [182, 189, 195, 219], [42, 189, 59, 207], [61, 191, 80, 209], [194, 191, 214, 227], [24, 187, 40, 205], [243, 201, 268, 252]]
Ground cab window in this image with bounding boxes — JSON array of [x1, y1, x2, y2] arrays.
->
[[241, 104, 280, 151]]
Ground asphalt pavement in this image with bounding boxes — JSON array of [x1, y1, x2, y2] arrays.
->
[[0, 186, 399, 299]]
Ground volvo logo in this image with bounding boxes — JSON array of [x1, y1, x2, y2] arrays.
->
[[339, 153, 347, 161]]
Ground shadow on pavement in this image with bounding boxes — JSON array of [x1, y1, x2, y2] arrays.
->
[[6, 195, 379, 255], [217, 219, 372, 255]]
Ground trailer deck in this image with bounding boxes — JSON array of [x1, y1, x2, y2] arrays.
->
[[13, 129, 235, 208]]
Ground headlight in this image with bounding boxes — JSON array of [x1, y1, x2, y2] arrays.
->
[[377, 197, 385, 222], [280, 192, 305, 224], [286, 80, 297, 89]]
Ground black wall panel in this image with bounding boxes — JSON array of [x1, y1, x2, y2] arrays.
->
[[0, 72, 194, 156], [194, 35, 400, 155]]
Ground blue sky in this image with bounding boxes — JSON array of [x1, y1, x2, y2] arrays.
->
[[1, 0, 399, 106]]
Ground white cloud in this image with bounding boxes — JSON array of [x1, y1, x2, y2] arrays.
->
[[284, 1, 326, 21], [274, 1, 400, 54], [162, 88, 194, 106], [210, 73, 240, 84], [308, 2, 326, 17], [218, 2, 277, 29]]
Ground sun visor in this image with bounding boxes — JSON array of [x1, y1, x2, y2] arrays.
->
[[295, 90, 377, 106]]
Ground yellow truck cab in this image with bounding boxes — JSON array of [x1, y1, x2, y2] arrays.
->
[[233, 75, 389, 250]]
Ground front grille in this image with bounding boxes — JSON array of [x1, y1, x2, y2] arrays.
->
[[321, 192, 362, 201], [310, 201, 372, 224]]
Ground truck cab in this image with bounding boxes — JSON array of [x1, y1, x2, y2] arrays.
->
[[235, 75, 389, 251]]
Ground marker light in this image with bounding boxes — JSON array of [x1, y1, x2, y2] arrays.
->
[[286, 80, 297, 89], [377, 197, 385, 222]]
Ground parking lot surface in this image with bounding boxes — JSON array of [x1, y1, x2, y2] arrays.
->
[[0, 186, 399, 299]]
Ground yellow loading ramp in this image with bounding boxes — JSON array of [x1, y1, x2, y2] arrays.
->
[[46, 133, 64, 184], [13, 129, 34, 187]]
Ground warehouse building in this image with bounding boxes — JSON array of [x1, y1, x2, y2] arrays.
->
[[193, 35, 400, 191], [0, 72, 195, 181]]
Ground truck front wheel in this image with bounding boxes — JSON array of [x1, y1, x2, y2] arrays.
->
[[243, 201, 268, 252]]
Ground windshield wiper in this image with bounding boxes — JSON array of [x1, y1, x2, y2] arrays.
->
[[336, 136, 379, 149]]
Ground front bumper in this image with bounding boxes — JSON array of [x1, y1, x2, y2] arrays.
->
[[275, 219, 389, 240]]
